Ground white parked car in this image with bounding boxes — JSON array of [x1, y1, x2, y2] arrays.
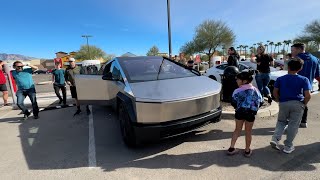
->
[[203, 62, 319, 92]]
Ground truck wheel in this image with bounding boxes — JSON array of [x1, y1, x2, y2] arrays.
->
[[209, 75, 217, 81], [119, 103, 136, 147]]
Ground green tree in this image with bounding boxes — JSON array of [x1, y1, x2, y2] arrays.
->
[[75, 45, 107, 60], [180, 20, 235, 67], [269, 41, 274, 54], [146, 45, 160, 56], [296, 20, 320, 48]]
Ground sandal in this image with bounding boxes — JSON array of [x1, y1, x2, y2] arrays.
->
[[227, 147, 239, 155], [244, 149, 253, 157]]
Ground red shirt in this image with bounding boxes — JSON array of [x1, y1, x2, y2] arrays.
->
[[0, 70, 6, 84]]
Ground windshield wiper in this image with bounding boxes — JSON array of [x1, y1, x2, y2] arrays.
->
[[156, 58, 165, 80]]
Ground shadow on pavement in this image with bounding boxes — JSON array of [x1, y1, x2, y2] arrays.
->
[[100, 142, 319, 172], [1, 104, 319, 173]]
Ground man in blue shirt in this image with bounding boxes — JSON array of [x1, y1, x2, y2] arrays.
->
[[291, 43, 320, 128], [52, 62, 66, 106], [12, 61, 39, 120], [271, 58, 311, 154]]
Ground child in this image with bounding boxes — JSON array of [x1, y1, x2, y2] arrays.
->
[[227, 71, 263, 157], [270, 58, 311, 154]]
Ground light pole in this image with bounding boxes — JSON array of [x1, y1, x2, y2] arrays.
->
[[82, 35, 92, 59], [167, 0, 172, 58]]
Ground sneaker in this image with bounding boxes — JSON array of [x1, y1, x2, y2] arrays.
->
[[244, 149, 253, 157], [299, 123, 307, 128], [227, 147, 239, 155], [283, 146, 295, 154], [270, 140, 280, 150], [73, 109, 82, 116], [34, 115, 39, 119], [23, 111, 31, 120]]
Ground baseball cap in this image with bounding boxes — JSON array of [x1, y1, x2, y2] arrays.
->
[[69, 58, 76, 62]]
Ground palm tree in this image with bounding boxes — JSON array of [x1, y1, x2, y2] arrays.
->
[[236, 46, 240, 52], [253, 44, 257, 53], [269, 41, 274, 54], [282, 40, 287, 54], [239, 45, 243, 55], [243, 45, 248, 57], [264, 44, 269, 54], [286, 40, 292, 52], [277, 42, 282, 53], [274, 44, 278, 54]]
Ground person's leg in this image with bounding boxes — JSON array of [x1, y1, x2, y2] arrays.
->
[[61, 86, 67, 105], [53, 84, 62, 103], [262, 73, 272, 103], [27, 88, 39, 118], [71, 86, 81, 116], [255, 74, 264, 96], [2, 91, 8, 105], [230, 119, 245, 148], [272, 102, 290, 142], [244, 121, 254, 152], [284, 102, 305, 148], [16, 90, 28, 115], [300, 106, 308, 127]]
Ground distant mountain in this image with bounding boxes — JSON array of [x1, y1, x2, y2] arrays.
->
[[0, 53, 37, 61]]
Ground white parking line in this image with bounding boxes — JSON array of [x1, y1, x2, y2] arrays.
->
[[88, 105, 97, 168]]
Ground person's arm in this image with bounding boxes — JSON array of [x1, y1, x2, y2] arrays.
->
[[273, 87, 280, 102], [64, 69, 71, 86], [303, 90, 311, 105], [269, 56, 274, 67], [26, 64, 38, 71], [52, 74, 55, 83], [227, 56, 233, 66]]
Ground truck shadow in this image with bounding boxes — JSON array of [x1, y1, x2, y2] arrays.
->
[[1, 104, 319, 173]]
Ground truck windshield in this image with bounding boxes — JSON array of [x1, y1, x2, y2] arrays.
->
[[119, 57, 198, 83]]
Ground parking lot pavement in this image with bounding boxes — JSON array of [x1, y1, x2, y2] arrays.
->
[[0, 95, 320, 179]]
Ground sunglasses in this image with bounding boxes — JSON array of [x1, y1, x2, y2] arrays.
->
[[16, 66, 24, 69]]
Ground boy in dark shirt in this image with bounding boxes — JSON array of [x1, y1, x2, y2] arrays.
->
[[52, 62, 66, 106], [270, 58, 311, 154]]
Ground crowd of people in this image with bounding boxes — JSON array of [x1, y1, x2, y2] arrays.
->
[[0, 58, 84, 119], [0, 43, 319, 156], [226, 43, 320, 156]]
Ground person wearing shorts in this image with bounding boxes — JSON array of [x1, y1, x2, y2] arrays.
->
[[65, 58, 82, 116], [227, 72, 263, 157], [0, 61, 9, 106]]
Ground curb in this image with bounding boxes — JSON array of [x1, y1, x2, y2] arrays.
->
[[221, 101, 279, 119]]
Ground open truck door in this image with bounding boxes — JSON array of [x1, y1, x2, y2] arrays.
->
[[74, 61, 124, 106]]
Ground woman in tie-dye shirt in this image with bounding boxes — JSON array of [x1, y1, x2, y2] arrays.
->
[[227, 72, 263, 157]]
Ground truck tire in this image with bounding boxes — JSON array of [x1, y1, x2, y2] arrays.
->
[[119, 103, 137, 147]]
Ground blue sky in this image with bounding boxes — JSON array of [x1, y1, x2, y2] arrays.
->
[[1, 0, 320, 59]]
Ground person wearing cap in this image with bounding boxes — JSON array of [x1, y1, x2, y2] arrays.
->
[[65, 58, 83, 116], [12, 61, 39, 120]]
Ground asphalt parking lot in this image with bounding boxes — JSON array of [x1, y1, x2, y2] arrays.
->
[[0, 94, 320, 180]]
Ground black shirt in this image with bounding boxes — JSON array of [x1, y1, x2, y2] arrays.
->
[[256, 54, 273, 73], [227, 54, 239, 67]]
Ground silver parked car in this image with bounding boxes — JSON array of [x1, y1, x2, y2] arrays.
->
[[75, 56, 222, 146]]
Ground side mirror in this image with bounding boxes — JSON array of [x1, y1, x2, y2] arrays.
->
[[102, 72, 113, 80]]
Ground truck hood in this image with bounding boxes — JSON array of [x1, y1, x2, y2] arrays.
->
[[129, 76, 221, 102]]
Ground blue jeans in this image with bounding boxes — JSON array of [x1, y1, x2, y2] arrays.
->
[[255, 73, 271, 96], [16, 88, 39, 116], [272, 101, 305, 147]]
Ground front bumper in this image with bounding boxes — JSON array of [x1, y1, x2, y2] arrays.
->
[[133, 107, 222, 142]]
